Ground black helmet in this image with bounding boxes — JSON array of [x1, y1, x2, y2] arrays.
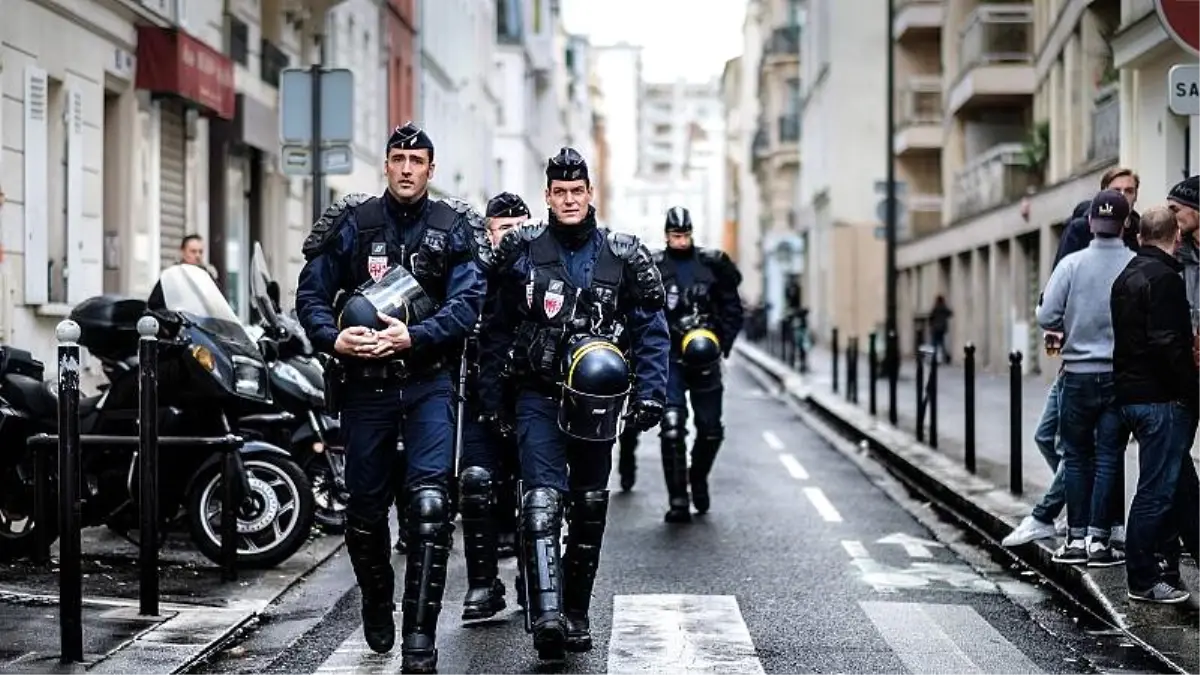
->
[[546, 147, 590, 185], [338, 265, 437, 331], [557, 337, 631, 441], [681, 328, 721, 368], [665, 206, 692, 233], [486, 192, 530, 219]]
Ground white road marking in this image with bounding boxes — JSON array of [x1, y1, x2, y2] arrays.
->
[[607, 594, 765, 674], [851, 559, 997, 594], [876, 532, 943, 558], [762, 430, 785, 451], [861, 601, 1040, 674], [778, 453, 809, 480], [841, 540, 870, 559], [803, 487, 843, 522]]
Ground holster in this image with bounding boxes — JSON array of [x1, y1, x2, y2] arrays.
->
[[324, 358, 346, 415]]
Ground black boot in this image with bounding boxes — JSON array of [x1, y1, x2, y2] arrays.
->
[[400, 487, 452, 674], [344, 516, 396, 654], [563, 491, 609, 652], [689, 435, 722, 515], [458, 467, 506, 621], [661, 437, 692, 523], [618, 431, 638, 491], [518, 488, 567, 661]]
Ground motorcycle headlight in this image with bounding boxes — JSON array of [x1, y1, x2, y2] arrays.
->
[[273, 361, 322, 399], [231, 355, 269, 399]]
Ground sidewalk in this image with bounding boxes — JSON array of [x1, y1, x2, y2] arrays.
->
[[738, 340, 1200, 675]]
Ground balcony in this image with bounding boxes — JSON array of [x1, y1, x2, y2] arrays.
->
[[773, 114, 800, 170], [894, 75, 943, 155], [752, 126, 770, 167], [946, 4, 1035, 116], [260, 39, 289, 88], [951, 142, 1036, 221], [763, 25, 801, 66], [907, 193, 944, 237], [893, 0, 944, 42], [778, 114, 800, 144], [1087, 83, 1120, 164]]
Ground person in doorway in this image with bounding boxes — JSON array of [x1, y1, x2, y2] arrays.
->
[[179, 234, 219, 280], [928, 296, 953, 364]]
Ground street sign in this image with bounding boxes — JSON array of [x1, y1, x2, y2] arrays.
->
[[1155, 0, 1200, 57], [1169, 64, 1200, 116], [279, 68, 356, 176]]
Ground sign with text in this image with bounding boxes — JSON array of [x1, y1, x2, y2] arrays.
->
[[1169, 64, 1199, 116]]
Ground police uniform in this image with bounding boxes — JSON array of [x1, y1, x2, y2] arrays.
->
[[617, 206, 744, 522], [456, 192, 528, 622], [479, 148, 669, 660], [295, 124, 485, 673]]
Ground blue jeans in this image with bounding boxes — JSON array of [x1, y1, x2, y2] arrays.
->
[[340, 371, 456, 523], [1122, 403, 1196, 590], [515, 390, 613, 493], [1031, 374, 1067, 524], [1059, 371, 1126, 540]]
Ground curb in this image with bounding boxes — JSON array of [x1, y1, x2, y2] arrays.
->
[[735, 341, 1196, 675]]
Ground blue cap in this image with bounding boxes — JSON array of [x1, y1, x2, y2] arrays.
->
[[1089, 189, 1130, 235]]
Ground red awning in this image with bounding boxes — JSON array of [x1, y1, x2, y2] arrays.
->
[[135, 26, 235, 120]]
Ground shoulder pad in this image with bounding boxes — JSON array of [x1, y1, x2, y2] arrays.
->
[[699, 246, 743, 285], [494, 220, 547, 269], [302, 192, 373, 261], [605, 231, 641, 259], [611, 232, 665, 310], [651, 248, 666, 264]]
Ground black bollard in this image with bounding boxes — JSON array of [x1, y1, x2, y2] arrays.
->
[[928, 347, 938, 449], [221, 446, 240, 581], [1009, 350, 1023, 495], [137, 317, 160, 617], [851, 337, 861, 403], [868, 332, 878, 415], [886, 329, 898, 425], [964, 343, 977, 474], [831, 328, 840, 394], [915, 347, 926, 443], [55, 320, 84, 664]]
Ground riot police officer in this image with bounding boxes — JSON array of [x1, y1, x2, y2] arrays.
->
[[479, 148, 669, 661], [456, 191, 529, 622], [295, 122, 486, 674], [617, 206, 744, 522]]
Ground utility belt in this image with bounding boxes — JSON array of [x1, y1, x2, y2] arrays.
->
[[509, 322, 621, 390], [340, 355, 446, 384]]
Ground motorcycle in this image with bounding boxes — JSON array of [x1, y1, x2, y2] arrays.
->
[[0, 264, 316, 569], [242, 242, 348, 533]]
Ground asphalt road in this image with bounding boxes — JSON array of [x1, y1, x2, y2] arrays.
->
[[191, 359, 1168, 674]]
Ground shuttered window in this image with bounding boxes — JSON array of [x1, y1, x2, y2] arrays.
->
[[23, 66, 49, 305], [159, 100, 188, 271]]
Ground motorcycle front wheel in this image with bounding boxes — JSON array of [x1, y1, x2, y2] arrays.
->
[[186, 454, 315, 569], [0, 464, 57, 561]]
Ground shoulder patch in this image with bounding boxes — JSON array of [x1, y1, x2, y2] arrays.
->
[[302, 192, 373, 261], [605, 230, 641, 260]]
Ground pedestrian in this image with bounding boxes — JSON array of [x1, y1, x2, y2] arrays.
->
[[929, 295, 952, 364], [1037, 189, 1136, 567], [479, 147, 669, 660], [1111, 206, 1198, 603], [616, 205, 744, 522], [178, 233, 219, 280], [1167, 175, 1199, 310], [295, 122, 486, 674], [456, 191, 530, 623]]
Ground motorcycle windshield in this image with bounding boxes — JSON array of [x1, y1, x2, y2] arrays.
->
[[250, 241, 282, 331], [158, 265, 260, 359]]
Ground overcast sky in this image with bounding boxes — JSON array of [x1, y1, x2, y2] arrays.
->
[[560, 0, 747, 83]]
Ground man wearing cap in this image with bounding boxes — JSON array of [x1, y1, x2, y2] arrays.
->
[[295, 122, 486, 673], [1037, 189, 1136, 568], [1167, 175, 1199, 310], [616, 205, 744, 523], [456, 191, 529, 624], [480, 148, 669, 661]]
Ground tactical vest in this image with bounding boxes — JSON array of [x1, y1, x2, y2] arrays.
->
[[511, 230, 628, 387], [346, 197, 457, 300], [659, 252, 718, 341]]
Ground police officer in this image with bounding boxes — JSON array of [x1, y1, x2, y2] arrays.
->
[[295, 122, 485, 674], [456, 191, 529, 622], [617, 206, 744, 522], [479, 148, 669, 660]]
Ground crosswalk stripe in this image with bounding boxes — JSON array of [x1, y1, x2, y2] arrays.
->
[[607, 594, 765, 674], [860, 601, 1040, 674]]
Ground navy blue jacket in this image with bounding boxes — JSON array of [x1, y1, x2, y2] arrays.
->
[[661, 248, 745, 356], [295, 196, 486, 356], [479, 227, 669, 413]]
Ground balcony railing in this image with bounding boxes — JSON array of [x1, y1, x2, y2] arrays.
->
[[898, 75, 943, 127], [951, 142, 1035, 220], [956, 4, 1033, 81], [260, 39, 289, 88], [752, 126, 769, 162], [1088, 83, 1120, 164], [908, 193, 944, 212], [764, 25, 801, 57], [778, 114, 800, 143]]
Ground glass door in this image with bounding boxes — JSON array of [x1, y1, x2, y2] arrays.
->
[[226, 158, 250, 322]]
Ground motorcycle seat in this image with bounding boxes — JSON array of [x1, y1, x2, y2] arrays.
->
[[4, 374, 57, 421]]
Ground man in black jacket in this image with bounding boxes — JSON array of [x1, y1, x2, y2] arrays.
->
[[1111, 206, 1199, 604]]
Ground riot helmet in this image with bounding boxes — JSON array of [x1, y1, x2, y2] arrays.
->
[[665, 206, 693, 233], [557, 336, 631, 441], [681, 328, 721, 368], [338, 264, 438, 331]]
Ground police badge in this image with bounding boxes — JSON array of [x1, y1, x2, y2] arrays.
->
[[666, 283, 679, 311], [367, 242, 389, 282], [544, 279, 565, 319]]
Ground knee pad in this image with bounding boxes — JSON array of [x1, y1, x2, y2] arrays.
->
[[407, 486, 449, 540], [568, 490, 610, 524], [458, 466, 494, 517], [521, 487, 563, 536], [659, 407, 688, 440]]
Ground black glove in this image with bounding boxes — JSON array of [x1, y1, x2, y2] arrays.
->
[[624, 399, 664, 433], [478, 411, 515, 440]]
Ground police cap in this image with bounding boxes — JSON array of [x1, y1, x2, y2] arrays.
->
[[486, 192, 530, 219], [387, 122, 434, 157], [546, 147, 589, 185]]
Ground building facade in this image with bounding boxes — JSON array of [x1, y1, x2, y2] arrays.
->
[[590, 43, 644, 229], [729, 6, 768, 304], [386, 0, 419, 127]]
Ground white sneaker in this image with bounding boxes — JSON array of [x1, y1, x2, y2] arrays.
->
[[1054, 516, 1068, 536], [1002, 515, 1059, 547]]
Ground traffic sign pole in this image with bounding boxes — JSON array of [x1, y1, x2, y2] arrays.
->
[[310, 53, 323, 226]]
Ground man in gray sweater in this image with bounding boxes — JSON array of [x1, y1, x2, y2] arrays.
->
[[1037, 189, 1136, 566]]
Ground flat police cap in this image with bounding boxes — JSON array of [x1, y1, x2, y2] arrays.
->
[[486, 192, 530, 219], [546, 147, 589, 183], [387, 122, 434, 154]]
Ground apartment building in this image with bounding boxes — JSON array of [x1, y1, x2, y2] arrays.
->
[[728, 6, 768, 304], [590, 43, 644, 228], [894, 0, 1197, 376], [386, 0, 419, 126]]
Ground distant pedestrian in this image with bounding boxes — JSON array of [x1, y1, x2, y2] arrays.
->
[[929, 296, 952, 364]]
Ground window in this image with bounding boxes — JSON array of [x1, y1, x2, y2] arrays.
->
[[497, 0, 523, 43], [226, 14, 249, 66]]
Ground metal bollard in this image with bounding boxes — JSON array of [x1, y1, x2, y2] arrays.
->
[[849, 337, 860, 403], [927, 348, 938, 449], [886, 329, 899, 425], [831, 327, 840, 394], [915, 347, 926, 443], [964, 343, 977, 474], [868, 332, 878, 415], [221, 447, 239, 581], [55, 320, 84, 664], [137, 317, 160, 617], [1009, 350, 1023, 495]]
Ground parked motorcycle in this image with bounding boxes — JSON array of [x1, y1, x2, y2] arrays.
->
[[0, 264, 316, 569]]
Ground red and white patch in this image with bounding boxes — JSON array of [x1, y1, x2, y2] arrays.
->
[[544, 291, 564, 319], [367, 256, 389, 282]]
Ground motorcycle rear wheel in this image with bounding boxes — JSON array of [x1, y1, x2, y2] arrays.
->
[[0, 465, 57, 561]]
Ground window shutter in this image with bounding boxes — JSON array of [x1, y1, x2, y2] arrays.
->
[[66, 86, 101, 305], [23, 67, 49, 305]]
